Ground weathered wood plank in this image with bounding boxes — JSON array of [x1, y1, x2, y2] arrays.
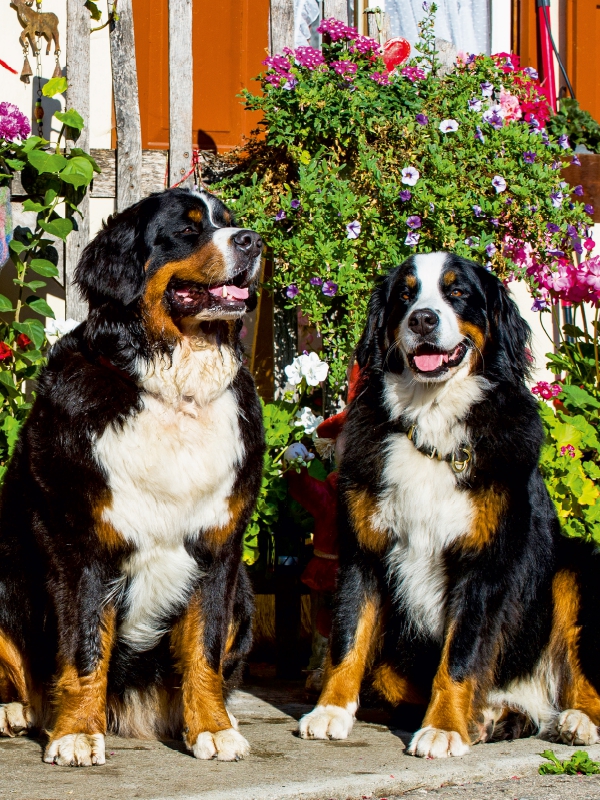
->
[[89, 149, 168, 198], [169, 0, 193, 189], [323, 0, 349, 24], [270, 0, 294, 55], [65, 0, 90, 321], [110, 0, 143, 211], [366, 10, 389, 43]]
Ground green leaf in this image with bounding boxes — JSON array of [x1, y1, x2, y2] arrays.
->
[[69, 148, 101, 174], [2, 416, 22, 454], [42, 77, 68, 97], [5, 158, 26, 170], [8, 239, 27, 255], [59, 156, 94, 188], [27, 150, 68, 175], [38, 217, 73, 241], [20, 135, 46, 153], [29, 258, 59, 277], [22, 199, 47, 213], [560, 384, 600, 411], [26, 296, 55, 318], [54, 109, 84, 132], [0, 294, 14, 312], [44, 187, 58, 205], [85, 0, 102, 19], [13, 319, 45, 349], [14, 280, 46, 291]]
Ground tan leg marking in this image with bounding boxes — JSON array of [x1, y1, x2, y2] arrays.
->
[[372, 662, 425, 706], [203, 494, 246, 551], [460, 486, 507, 551], [346, 489, 387, 554]]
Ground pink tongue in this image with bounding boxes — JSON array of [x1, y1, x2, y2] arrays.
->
[[208, 285, 249, 300], [414, 353, 445, 372]]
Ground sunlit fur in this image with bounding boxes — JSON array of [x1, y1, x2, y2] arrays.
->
[[300, 252, 600, 758]]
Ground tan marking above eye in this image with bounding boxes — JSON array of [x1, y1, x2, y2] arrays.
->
[[406, 274, 417, 288], [443, 270, 457, 286], [188, 209, 203, 223]]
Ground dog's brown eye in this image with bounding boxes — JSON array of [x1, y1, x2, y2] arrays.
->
[[401, 292, 411, 301], [179, 227, 196, 235], [450, 289, 463, 297]]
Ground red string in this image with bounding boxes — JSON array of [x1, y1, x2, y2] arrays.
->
[[169, 149, 201, 189], [0, 59, 18, 74]]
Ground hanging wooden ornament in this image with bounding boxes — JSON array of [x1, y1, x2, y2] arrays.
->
[[34, 100, 44, 123], [20, 51, 33, 84], [52, 50, 62, 78], [11, 0, 60, 58]]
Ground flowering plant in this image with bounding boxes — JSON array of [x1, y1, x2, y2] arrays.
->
[[243, 354, 329, 566], [216, 3, 589, 394], [0, 82, 99, 481]]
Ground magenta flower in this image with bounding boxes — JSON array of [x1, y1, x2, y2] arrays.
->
[[406, 215, 421, 229], [286, 284, 299, 299], [317, 18, 357, 41], [294, 47, 325, 69], [415, 113, 429, 126], [531, 381, 562, 400], [346, 220, 361, 239], [263, 54, 293, 76], [399, 190, 412, 202], [350, 35, 380, 55], [0, 102, 30, 142], [523, 151, 536, 163], [584, 238, 595, 251], [310, 276, 323, 286], [405, 231, 420, 247], [492, 175, 507, 193], [332, 60, 358, 80], [573, 185, 584, 196], [370, 72, 390, 85], [265, 74, 282, 87], [560, 444, 575, 458], [322, 280, 338, 297], [401, 66, 426, 82], [584, 257, 600, 291]]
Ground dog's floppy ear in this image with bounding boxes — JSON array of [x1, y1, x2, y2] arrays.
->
[[355, 282, 386, 371], [75, 199, 156, 310], [481, 268, 532, 382]]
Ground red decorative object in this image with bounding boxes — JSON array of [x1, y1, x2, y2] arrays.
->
[[0, 59, 17, 74], [383, 37, 411, 72]]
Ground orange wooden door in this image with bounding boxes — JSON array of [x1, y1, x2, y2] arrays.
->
[[565, 0, 600, 121], [132, 0, 270, 151]]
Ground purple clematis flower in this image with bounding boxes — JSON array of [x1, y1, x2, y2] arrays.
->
[[492, 175, 507, 193], [406, 215, 421, 229], [405, 231, 420, 247], [322, 280, 338, 297], [573, 185, 584, 196], [274, 210, 286, 221], [523, 151, 536, 163], [346, 220, 361, 239], [310, 276, 323, 286], [399, 190, 412, 202], [286, 284, 299, 299], [415, 113, 429, 126]]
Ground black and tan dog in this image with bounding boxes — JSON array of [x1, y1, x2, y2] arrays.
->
[[299, 252, 600, 757], [0, 188, 264, 765]]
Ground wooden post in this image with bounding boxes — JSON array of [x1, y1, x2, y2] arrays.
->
[[65, 0, 90, 322], [110, 0, 143, 211], [323, 0, 349, 24], [169, 0, 193, 189], [366, 9, 389, 43], [270, 0, 294, 55]]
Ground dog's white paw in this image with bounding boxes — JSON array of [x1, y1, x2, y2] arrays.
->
[[555, 709, 600, 746], [44, 733, 106, 766], [191, 728, 250, 761], [407, 726, 470, 758], [298, 703, 356, 740], [0, 702, 34, 737]]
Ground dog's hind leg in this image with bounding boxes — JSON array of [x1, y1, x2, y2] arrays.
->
[[0, 629, 37, 736]]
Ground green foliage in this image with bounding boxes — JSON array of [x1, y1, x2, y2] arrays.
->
[[214, 4, 587, 393], [0, 100, 97, 481], [42, 77, 67, 98], [547, 97, 600, 155], [539, 749, 600, 775]]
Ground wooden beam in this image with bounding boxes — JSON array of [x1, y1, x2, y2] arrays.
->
[[169, 0, 193, 189], [65, 0, 90, 322], [110, 0, 143, 211], [323, 0, 349, 24], [270, 0, 294, 55]]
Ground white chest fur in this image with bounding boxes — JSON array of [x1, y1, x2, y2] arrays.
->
[[373, 370, 489, 641], [94, 340, 244, 650]]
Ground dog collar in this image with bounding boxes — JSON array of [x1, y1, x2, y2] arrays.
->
[[396, 421, 473, 474]]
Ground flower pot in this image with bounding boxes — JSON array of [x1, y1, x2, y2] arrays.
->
[[563, 153, 600, 223]]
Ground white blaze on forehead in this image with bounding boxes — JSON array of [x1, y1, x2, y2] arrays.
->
[[401, 251, 461, 351]]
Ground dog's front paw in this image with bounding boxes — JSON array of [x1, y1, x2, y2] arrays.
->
[[407, 726, 470, 758], [298, 703, 356, 740], [44, 733, 106, 766], [0, 702, 35, 737], [191, 728, 250, 761], [555, 709, 600, 746]]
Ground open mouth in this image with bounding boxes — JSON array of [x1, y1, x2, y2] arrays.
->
[[167, 271, 251, 318], [407, 341, 469, 376]]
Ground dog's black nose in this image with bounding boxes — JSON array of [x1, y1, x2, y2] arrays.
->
[[408, 308, 439, 336], [233, 230, 263, 257]]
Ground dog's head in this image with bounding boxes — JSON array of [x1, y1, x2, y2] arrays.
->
[[75, 188, 263, 344], [356, 252, 531, 384]]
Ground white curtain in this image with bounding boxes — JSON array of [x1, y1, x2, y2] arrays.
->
[[386, 0, 491, 56], [294, 0, 322, 48]]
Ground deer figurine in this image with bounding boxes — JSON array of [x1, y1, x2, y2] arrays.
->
[[10, 0, 60, 57]]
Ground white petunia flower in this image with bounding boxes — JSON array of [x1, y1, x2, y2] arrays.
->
[[284, 356, 304, 386], [401, 166, 420, 186], [295, 406, 324, 435], [439, 119, 459, 133], [299, 351, 329, 386]]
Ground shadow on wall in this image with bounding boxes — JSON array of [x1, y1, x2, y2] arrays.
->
[[30, 75, 62, 141]]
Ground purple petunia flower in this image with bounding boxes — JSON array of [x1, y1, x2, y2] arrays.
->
[[491, 218, 499, 227], [573, 185, 584, 196], [573, 240, 583, 254], [466, 53, 477, 65], [399, 190, 412, 202], [551, 161, 561, 170], [523, 151, 536, 163], [475, 125, 485, 143], [283, 76, 298, 90], [290, 199, 300, 209], [567, 224, 578, 237], [557, 134, 570, 150], [286, 284, 299, 299], [406, 215, 421, 229], [492, 175, 507, 193], [483, 106, 503, 130], [473, 205, 483, 217], [468, 98, 482, 112], [439, 119, 459, 133], [480, 81, 494, 97], [429, 202, 435, 213], [485, 243, 497, 257], [310, 276, 323, 286], [547, 222, 560, 233], [415, 113, 429, 126], [572, 154, 581, 166], [550, 191, 563, 208], [322, 280, 338, 297], [0, 102, 30, 142], [531, 297, 549, 311], [405, 231, 420, 247], [274, 210, 286, 221], [585, 204, 595, 215], [464, 236, 479, 247], [523, 66, 539, 80], [346, 220, 361, 239]]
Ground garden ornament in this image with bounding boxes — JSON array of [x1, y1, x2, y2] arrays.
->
[[382, 37, 410, 72], [10, 0, 61, 84]]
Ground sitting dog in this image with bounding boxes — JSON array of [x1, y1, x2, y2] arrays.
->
[[299, 252, 600, 757], [0, 188, 264, 766]]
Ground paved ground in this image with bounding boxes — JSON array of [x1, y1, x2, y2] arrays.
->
[[1, 678, 600, 800]]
